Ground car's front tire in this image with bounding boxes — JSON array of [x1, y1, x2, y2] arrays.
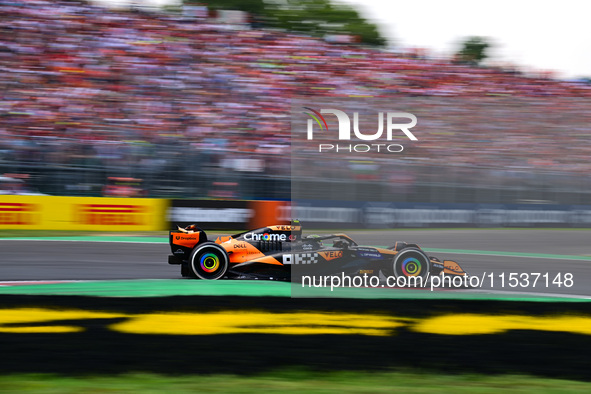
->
[[391, 247, 431, 285], [189, 243, 229, 280]]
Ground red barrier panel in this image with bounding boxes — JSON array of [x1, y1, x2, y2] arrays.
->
[[248, 201, 289, 229]]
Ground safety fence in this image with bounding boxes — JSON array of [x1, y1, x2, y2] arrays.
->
[[4, 158, 591, 206]]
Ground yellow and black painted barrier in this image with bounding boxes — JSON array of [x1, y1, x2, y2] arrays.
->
[[0, 196, 168, 231], [0, 196, 286, 231], [1, 295, 591, 380]]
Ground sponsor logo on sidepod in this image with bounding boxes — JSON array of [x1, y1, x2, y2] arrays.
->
[[244, 232, 287, 241]]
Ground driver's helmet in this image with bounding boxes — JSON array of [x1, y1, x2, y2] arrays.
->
[[333, 240, 347, 248], [290, 219, 303, 241]]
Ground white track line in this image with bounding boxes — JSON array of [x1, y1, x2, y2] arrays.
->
[[464, 288, 591, 300]]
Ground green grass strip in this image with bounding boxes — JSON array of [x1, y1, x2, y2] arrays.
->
[[1, 371, 591, 393]]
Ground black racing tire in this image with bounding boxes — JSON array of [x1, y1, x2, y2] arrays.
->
[[392, 247, 431, 283], [189, 243, 229, 280]]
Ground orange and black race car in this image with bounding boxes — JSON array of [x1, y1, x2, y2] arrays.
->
[[168, 221, 468, 282]]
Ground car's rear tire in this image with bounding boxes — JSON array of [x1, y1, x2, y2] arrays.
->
[[189, 243, 229, 280], [392, 247, 431, 285]]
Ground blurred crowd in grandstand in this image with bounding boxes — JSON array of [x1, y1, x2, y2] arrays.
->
[[1, 0, 590, 199]]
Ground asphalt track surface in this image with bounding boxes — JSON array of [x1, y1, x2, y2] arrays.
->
[[1, 229, 591, 297]]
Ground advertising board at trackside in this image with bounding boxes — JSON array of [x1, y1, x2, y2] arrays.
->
[[0, 196, 167, 231], [3, 197, 590, 231]]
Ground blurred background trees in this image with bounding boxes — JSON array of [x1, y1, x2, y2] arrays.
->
[[185, 0, 387, 46], [456, 36, 490, 65]]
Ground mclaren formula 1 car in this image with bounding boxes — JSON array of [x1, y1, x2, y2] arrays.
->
[[168, 222, 468, 282]]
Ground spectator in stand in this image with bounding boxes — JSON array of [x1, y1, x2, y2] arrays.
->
[[1, 0, 590, 194]]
